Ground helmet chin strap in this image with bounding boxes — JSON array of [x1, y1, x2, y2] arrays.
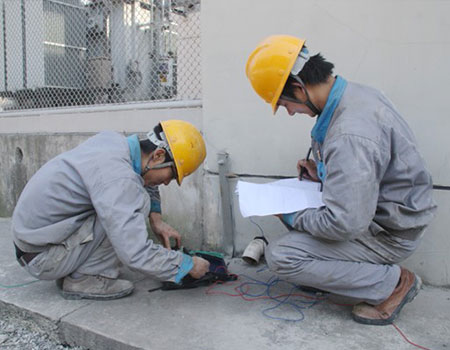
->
[[283, 75, 322, 116], [142, 125, 177, 177], [141, 155, 175, 177], [141, 156, 153, 176]]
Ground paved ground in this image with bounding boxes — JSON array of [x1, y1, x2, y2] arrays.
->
[[1, 218, 449, 350]]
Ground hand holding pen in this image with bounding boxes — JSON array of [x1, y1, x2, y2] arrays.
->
[[297, 147, 320, 182]]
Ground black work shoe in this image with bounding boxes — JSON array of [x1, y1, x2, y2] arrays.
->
[[61, 275, 134, 300]]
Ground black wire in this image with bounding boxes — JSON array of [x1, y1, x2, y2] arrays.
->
[[433, 185, 450, 191], [249, 217, 265, 237], [207, 170, 450, 191]]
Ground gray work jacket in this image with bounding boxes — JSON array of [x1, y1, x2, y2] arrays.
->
[[290, 82, 436, 241], [11, 131, 185, 281]]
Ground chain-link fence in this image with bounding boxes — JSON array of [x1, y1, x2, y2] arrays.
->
[[0, 0, 201, 112]]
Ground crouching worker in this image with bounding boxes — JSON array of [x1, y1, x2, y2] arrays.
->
[[246, 35, 436, 325], [11, 120, 210, 300]]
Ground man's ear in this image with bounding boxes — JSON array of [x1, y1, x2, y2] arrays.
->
[[152, 148, 166, 164], [291, 81, 304, 91], [290, 81, 307, 100]]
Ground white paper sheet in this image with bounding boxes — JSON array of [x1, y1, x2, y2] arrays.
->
[[236, 178, 323, 218]]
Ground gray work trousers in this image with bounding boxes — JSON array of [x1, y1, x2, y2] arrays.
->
[[265, 229, 423, 305], [24, 215, 120, 280]]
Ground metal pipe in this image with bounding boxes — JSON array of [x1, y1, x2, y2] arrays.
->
[[150, 0, 155, 52], [131, 0, 136, 61], [218, 152, 235, 257], [2, 1, 7, 91], [167, 0, 171, 53], [161, 0, 165, 56], [43, 41, 87, 51], [21, 0, 26, 89], [45, 0, 86, 10]]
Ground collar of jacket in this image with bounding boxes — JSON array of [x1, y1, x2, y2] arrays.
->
[[127, 134, 142, 175], [311, 76, 347, 144]]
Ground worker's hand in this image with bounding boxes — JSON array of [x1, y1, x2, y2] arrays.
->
[[297, 159, 320, 182], [149, 212, 181, 250], [189, 256, 210, 279]]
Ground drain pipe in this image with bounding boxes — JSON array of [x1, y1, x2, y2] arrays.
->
[[217, 152, 235, 257]]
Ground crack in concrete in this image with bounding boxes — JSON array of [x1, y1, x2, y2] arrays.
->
[[57, 301, 95, 324]]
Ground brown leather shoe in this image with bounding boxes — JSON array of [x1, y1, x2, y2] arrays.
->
[[352, 267, 422, 325]]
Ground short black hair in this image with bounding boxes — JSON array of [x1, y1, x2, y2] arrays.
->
[[282, 52, 334, 99], [139, 139, 157, 155], [139, 124, 173, 163]]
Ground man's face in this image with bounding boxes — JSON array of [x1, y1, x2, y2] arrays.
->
[[143, 166, 175, 186], [142, 149, 177, 186], [277, 98, 313, 116], [277, 84, 315, 117]]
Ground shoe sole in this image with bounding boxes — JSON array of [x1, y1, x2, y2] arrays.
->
[[352, 275, 422, 326], [61, 286, 134, 301], [297, 285, 329, 295]]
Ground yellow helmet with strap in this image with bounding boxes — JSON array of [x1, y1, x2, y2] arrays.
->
[[246, 35, 306, 114], [160, 120, 206, 185]]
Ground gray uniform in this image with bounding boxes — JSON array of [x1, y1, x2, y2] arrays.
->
[[12, 131, 185, 282], [266, 82, 436, 304]]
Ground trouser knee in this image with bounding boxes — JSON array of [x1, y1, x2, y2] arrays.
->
[[265, 236, 313, 281], [266, 241, 295, 273]]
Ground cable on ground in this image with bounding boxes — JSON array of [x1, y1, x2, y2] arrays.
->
[[206, 269, 431, 350], [0, 280, 40, 288]]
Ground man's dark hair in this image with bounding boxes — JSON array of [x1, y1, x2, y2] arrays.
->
[[282, 52, 334, 99], [139, 139, 157, 155], [139, 124, 172, 163]]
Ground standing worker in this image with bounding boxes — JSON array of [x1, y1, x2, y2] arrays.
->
[[245, 35, 436, 325], [12, 120, 210, 300]]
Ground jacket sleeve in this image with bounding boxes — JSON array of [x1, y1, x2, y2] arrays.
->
[[145, 185, 162, 214], [282, 134, 384, 241], [89, 177, 191, 282]]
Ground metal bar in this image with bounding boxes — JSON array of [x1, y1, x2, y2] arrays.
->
[[45, 0, 86, 11], [433, 185, 450, 191], [131, 0, 136, 61], [0, 99, 202, 117], [218, 152, 235, 257], [43, 41, 87, 51], [206, 169, 293, 180], [21, 0, 26, 89], [2, 1, 7, 91]]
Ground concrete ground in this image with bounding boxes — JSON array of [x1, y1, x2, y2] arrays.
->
[[0, 218, 449, 350]]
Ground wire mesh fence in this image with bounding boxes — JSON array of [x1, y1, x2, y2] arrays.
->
[[0, 0, 201, 112]]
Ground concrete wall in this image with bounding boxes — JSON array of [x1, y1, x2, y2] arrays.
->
[[201, 0, 450, 286], [0, 133, 90, 217]]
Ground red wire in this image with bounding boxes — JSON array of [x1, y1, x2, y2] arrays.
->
[[205, 278, 329, 302], [391, 323, 431, 350], [206, 275, 352, 305], [206, 275, 431, 350]]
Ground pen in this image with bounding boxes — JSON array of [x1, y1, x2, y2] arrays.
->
[[299, 147, 312, 180]]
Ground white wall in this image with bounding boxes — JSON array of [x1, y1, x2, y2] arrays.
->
[[201, 0, 450, 285]]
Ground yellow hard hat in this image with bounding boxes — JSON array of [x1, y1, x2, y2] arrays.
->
[[160, 120, 206, 185], [246, 35, 306, 114]]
